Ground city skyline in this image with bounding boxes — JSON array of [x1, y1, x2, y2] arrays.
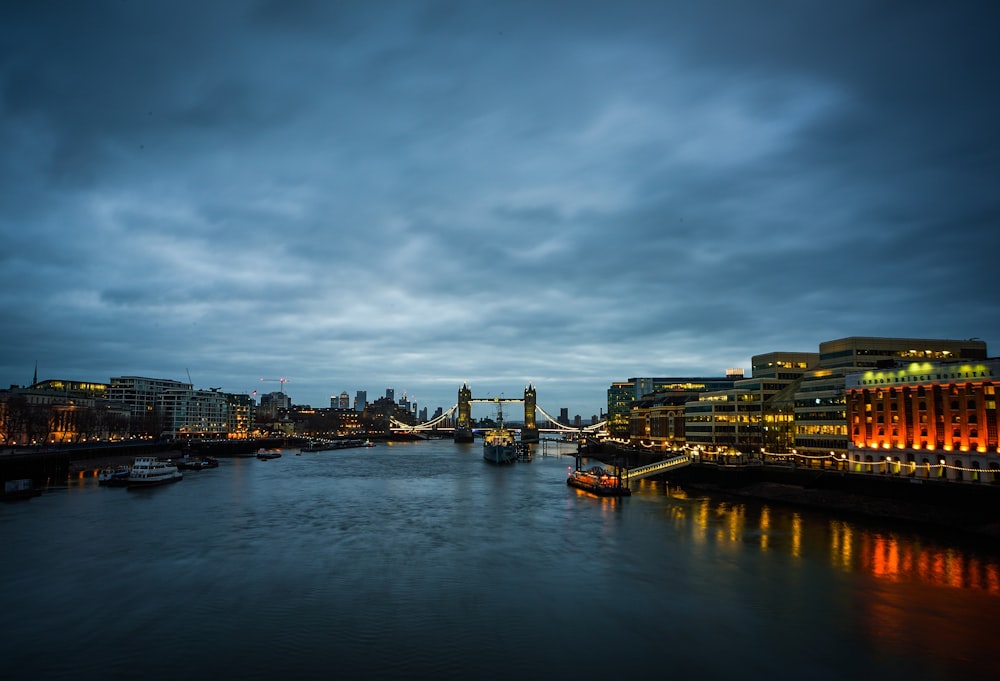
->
[[3, 2, 999, 420]]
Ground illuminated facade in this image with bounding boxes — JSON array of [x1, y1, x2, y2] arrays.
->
[[685, 378, 799, 452], [794, 337, 989, 457], [607, 381, 635, 437], [0, 382, 128, 444], [845, 359, 1000, 481], [629, 393, 693, 449], [226, 393, 255, 439]]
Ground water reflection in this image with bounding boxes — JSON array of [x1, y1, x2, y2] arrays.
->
[[629, 479, 1000, 678], [648, 482, 1000, 595]]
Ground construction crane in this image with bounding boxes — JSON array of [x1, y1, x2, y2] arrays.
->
[[260, 378, 289, 393]]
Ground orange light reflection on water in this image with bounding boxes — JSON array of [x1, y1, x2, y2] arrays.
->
[[852, 532, 1000, 594], [661, 483, 1000, 596]]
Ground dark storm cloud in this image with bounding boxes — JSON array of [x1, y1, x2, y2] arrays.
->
[[1, 0, 998, 415]]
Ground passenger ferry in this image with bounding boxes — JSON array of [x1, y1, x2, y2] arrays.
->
[[126, 457, 183, 488]]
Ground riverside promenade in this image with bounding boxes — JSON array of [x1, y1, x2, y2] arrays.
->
[[586, 442, 1000, 541]]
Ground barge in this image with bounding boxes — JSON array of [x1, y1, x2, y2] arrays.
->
[[567, 465, 631, 497]]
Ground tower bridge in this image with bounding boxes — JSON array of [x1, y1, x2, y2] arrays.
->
[[388, 383, 607, 442]]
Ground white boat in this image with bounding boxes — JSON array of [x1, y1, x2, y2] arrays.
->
[[126, 456, 183, 488]]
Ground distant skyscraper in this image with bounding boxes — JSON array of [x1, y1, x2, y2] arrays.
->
[[355, 390, 367, 412], [386, 387, 394, 402]]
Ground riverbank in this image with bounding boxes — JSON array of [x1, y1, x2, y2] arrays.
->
[[585, 444, 1000, 541]]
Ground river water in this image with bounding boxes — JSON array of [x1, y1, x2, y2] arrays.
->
[[3, 439, 999, 681]]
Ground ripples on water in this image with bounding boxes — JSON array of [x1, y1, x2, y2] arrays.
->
[[3, 440, 999, 681]]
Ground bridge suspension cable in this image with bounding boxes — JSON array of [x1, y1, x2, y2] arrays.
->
[[390, 404, 458, 431], [534, 405, 582, 432]]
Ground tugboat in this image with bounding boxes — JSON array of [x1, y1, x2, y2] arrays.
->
[[483, 402, 517, 465]]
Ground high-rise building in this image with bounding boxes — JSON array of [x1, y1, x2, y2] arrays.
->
[[259, 391, 291, 420], [355, 390, 367, 412]]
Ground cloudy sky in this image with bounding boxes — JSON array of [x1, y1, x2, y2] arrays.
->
[[2, 1, 998, 419]]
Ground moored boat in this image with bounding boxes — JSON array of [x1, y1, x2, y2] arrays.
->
[[175, 455, 219, 470], [126, 457, 183, 488], [483, 403, 517, 465], [98, 465, 131, 486], [566, 465, 631, 496], [256, 448, 282, 459]]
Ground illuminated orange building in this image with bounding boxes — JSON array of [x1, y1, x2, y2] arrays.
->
[[845, 359, 1000, 482]]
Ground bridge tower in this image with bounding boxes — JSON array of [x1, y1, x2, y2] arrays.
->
[[455, 382, 474, 442], [521, 384, 539, 443]]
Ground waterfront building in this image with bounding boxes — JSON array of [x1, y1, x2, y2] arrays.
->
[[793, 337, 988, 458], [607, 381, 635, 437], [608, 375, 742, 438], [845, 357, 1000, 482], [109, 376, 192, 436], [629, 392, 695, 449], [159, 388, 229, 439], [0, 380, 128, 444], [109, 376, 191, 419], [684, 353, 818, 455]]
